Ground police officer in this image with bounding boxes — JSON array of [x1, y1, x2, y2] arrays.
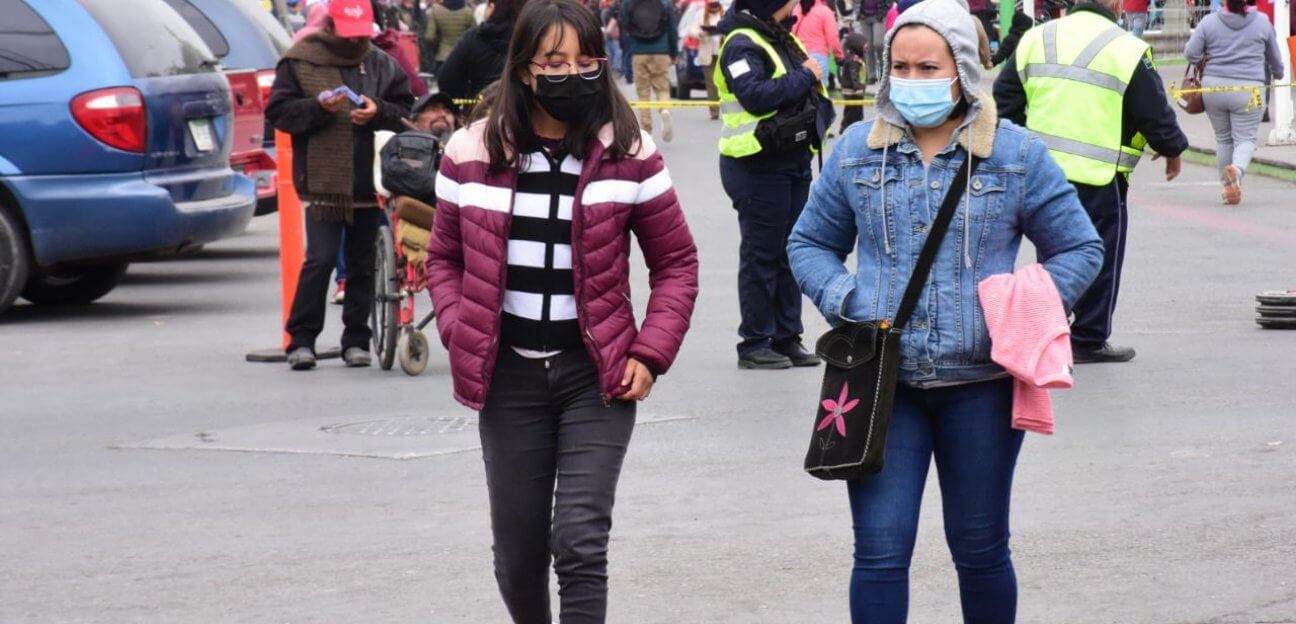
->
[[994, 0, 1187, 364], [716, 0, 834, 370]]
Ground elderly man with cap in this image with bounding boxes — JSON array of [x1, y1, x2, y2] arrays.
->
[[266, 0, 414, 371], [409, 91, 459, 142]]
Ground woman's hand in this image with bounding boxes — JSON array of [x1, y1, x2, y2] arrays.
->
[[618, 358, 654, 402], [803, 58, 824, 82]]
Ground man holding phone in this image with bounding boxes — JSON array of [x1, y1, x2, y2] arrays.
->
[[266, 0, 414, 370]]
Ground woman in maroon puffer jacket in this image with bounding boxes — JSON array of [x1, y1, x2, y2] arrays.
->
[[424, 0, 698, 619]]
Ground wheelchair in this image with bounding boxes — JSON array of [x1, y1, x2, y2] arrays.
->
[[372, 194, 437, 376]]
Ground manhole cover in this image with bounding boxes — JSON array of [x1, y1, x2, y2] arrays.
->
[[114, 413, 690, 460], [322, 416, 475, 436]]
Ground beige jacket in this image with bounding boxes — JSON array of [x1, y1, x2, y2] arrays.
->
[[425, 6, 476, 62]]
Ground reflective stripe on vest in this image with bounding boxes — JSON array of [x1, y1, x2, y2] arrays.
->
[[714, 28, 823, 158], [1034, 131, 1143, 170], [1017, 12, 1150, 185]]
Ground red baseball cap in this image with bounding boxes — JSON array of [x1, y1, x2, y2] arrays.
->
[[329, 0, 375, 39]]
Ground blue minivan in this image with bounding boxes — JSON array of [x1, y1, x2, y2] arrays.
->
[[0, 0, 256, 313], [165, 0, 293, 215]]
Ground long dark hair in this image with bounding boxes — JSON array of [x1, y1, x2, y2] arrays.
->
[[484, 0, 640, 169], [769, 19, 808, 63]]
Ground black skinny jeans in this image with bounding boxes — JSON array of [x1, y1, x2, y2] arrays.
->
[[479, 349, 636, 624], [285, 208, 380, 352]]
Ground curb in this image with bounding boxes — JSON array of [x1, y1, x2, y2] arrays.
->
[[1182, 144, 1296, 184]]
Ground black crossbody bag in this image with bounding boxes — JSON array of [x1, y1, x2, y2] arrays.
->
[[805, 155, 978, 481]]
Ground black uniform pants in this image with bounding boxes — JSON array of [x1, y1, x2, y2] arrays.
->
[[1070, 175, 1129, 352], [479, 349, 636, 624], [285, 208, 381, 352], [719, 155, 811, 356]]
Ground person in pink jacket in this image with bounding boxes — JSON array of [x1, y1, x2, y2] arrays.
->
[[424, 0, 699, 620], [793, 0, 844, 86]]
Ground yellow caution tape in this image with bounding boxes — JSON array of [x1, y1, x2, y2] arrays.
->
[[1167, 81, 1296, 112], [1167, 80, 1296, 96], [452, 98, 876, 108]]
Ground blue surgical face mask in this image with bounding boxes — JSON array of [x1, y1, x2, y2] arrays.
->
[[888, 76, 959, 128]]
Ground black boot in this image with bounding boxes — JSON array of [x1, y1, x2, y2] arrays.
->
[[287, 347, 317, 371], [738, 348, 793, 370], [773, 339, 822, 367], [1073, 343, 1136, 363]]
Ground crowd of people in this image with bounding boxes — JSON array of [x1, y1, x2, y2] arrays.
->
[[264, 0, 1288, 622]]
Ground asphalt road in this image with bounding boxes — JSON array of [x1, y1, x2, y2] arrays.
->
[[2, 104, 1295, 624]]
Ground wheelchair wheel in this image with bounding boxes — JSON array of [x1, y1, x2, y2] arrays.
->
[[398, 328, 430, 376], [372, 224, 400, 371]]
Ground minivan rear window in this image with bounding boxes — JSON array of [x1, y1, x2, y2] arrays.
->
[[76, 0, 218, 78], [234, 0, 293, 56], [0, 0, 71, 80], [161, 0, 231, 58]]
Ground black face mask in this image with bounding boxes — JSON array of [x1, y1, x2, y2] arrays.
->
[[531, 72, 605, 122]]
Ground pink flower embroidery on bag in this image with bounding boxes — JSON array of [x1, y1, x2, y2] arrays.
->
[[818, 382, 859, 437]]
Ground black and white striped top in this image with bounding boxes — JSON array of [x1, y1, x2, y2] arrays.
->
[[502, 147, 584, 356]]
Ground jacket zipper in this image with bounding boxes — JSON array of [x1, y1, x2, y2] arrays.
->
[[479, 177, 515, 403], [585, 327, 610, 407], [571, 159, 611, 406]]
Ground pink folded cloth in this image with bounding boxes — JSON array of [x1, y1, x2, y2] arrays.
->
[[977, 264, 1074, 435]]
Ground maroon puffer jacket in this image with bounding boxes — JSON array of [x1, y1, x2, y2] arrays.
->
[[425, 121, 699, 410]]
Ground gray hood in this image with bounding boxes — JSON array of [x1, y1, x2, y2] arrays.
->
[[875, 0, 984, 130], [1218, 9, 1257, 30], [867, 0, 996, 270]]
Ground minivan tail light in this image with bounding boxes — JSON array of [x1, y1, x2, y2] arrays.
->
[[256, 70, 276, 104], [71, 87, 147, 153]]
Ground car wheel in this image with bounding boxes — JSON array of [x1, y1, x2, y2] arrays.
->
[[21, 263, 128, 306], [0, 208, 31, 314]]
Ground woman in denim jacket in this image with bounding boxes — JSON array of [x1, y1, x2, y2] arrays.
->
[[787, 0, 1103, 621]]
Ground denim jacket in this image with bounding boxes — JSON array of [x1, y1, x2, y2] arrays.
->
[[788, 95, 1103, 387]]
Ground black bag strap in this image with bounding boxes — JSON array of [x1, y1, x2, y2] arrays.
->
[[892, 154, 977, 330]]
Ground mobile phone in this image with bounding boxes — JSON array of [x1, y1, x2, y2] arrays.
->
[[331, 85, 364, 106]]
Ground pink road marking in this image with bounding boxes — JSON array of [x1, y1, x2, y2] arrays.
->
[[1143, 203, 1296, 248]]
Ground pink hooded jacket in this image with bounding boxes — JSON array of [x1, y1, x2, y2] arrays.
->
[[425, 122, 700, 410], [793, 0, 844, 59], [978, 264, 1074, 435]]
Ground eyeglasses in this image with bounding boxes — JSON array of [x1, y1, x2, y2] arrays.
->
[[529, 58, 607, 82]]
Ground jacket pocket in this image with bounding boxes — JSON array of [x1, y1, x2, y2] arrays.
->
[[962, 173, 1008, 364], [853, 166, 902, 256], [967, 172, 1007, 222]]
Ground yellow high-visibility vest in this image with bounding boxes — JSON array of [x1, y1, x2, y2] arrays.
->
[[714, 28, 825, 158], [1016, 11, 1152, 186]]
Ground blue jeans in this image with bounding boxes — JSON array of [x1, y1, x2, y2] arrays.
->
[[334, 230, 347, 283], [1125, 11, 1148, 38], [608, 39, 623, 77], [810, 52, 831, 88], [848, 378, 1024, 624]]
